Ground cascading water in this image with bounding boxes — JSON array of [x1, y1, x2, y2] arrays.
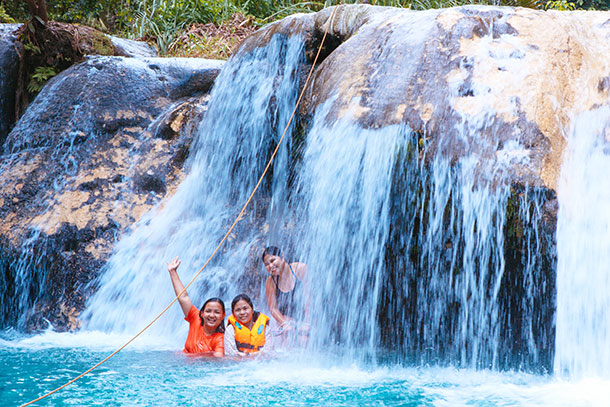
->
[[82, 33, 305, 338], [555, 106, 610, 379], [279, 101, 554, 370], [0, 229, 49, 330], [4, 6, 610, 406], [285, 104, 406, 357], [77, 26, 556, 371]]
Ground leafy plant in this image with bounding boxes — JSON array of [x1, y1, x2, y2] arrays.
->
[[0, 2, 16, 22], [23, 40, 41, 54], [27, 66, 57, 93], [0, 0, 29, 22], [545, 0, 576, 9], [131, 0, 226, 54]]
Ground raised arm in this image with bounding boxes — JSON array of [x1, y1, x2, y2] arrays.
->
[[167, 257, 193, 317]]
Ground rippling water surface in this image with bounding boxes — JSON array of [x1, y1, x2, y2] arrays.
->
[[2, 332, 609, 407]]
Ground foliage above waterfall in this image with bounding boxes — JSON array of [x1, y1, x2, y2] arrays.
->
[[2, 0, 608, 57]]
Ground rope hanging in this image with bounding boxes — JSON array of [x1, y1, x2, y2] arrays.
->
[[20, 6, 340, 407]]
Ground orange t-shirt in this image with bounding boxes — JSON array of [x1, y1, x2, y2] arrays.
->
[[183, 305, 225, 355]]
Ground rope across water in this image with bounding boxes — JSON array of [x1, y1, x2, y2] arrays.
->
[[20, 6, 339, 407]]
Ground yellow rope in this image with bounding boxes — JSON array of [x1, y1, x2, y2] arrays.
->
[[20, 6, 339, 407]]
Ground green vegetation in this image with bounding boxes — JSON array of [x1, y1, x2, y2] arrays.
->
[[0, 3, 15, 22], [27, 65, 56, 92], [1, 0, 607, 58]]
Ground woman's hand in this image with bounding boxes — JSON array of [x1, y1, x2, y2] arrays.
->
[[168, 257, 181, 273], [166, 256, 192, 316]]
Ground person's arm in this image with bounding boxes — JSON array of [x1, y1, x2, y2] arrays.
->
[[265, 276, 290, 326], [224, 324, 240, 356], [263, 320, 274, 352], [212, 334, 224, 358], [167, 257, 193, 317]]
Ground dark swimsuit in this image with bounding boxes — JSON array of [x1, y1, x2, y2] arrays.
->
[[273, 263, 302, 318]]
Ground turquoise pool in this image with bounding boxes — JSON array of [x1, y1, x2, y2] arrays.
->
[[2, 331, 608, 406]]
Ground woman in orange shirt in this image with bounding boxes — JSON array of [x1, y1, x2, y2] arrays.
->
[[167, 257, 225, 356]]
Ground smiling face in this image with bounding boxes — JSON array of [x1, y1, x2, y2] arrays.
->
[[263, 253, 284, 277], [233, 299, 254, 325], [200, 301, 225, 333]]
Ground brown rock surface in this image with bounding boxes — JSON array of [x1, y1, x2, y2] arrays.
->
[[0, 56, 223, 330], [242, 5, 610, 190]]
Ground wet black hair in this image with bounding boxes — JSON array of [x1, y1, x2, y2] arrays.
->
[[231, 293, 253, 312], [199, 297, 226, 333], [231, 293, 260, 322], [261, 246, 283, 262]]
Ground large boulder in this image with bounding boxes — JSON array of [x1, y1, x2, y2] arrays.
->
[[244, 5, 610, 191], [0, 21, 157, 147], [0, 56, 223, 330], [231, 5, 610, 370]]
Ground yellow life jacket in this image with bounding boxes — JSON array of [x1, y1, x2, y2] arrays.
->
[[228, 313, 269, 353]]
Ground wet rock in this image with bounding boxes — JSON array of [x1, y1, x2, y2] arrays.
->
[[0, 24, 21, 146], [233, 5, 610, 370], [0, 56, 224, 331], [242, 5, 610, 192]]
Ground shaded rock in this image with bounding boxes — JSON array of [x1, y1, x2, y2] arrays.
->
[[0, 24, 21, 145], [0, 56, 224, 330], [1, 22, 157, 149]]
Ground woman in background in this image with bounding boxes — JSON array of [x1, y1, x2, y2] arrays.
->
[[167, 257, 225, 356], [261, 246, 309, 336]]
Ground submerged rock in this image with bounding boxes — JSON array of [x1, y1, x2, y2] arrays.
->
[[0, 56, 224, 330]]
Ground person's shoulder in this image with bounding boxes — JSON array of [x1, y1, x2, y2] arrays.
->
[[185, 305, 199, 322], [292, 262, 307, 279]]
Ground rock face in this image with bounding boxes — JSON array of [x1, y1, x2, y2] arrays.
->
[[2, 5, 609, 336], [232, 5, 610, 370], [246, 5, 610, 191], [0, 57, 223, 330], [0, 22, 157, 147], [0, 24, 21, 145]]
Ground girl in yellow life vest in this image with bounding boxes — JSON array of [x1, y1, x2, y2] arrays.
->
[[225, 293, 271, 355]]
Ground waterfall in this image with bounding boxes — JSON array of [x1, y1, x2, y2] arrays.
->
[[79, 28, 556, 371], [268, 99, 553, 369], [555, 106, 610, 378], [0, 229, 49, 330], [82, 33, 305, 339]]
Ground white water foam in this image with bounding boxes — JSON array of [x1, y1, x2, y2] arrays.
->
[[81, 34, 305, 342], [555, 106, 610, 379]]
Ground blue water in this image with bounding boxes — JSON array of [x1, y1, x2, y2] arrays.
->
[[3, 10, 610, 406], [4, 332, 608, 407]]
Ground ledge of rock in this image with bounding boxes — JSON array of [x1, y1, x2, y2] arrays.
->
[[240, 5, 610, 191], [0, 56, 224, 330]]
